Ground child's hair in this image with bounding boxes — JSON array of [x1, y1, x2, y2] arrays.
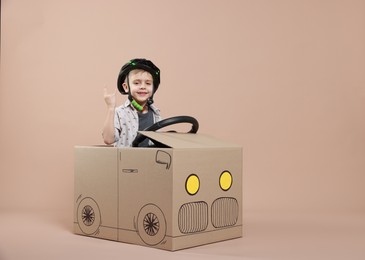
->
[[117, 58, 160, 95]]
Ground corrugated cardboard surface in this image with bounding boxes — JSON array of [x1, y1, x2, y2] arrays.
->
[[74, 133, 242, 250], [139, 132, 242, 149]]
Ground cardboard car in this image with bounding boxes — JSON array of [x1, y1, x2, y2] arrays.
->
[[74, 116, 243, 251]]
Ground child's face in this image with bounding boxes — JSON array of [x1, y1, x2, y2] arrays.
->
[[123, 69, 153, 105]]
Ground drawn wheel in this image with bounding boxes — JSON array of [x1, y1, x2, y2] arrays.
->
[[77, 197, 101, 235], [137, 204, 166, 246]]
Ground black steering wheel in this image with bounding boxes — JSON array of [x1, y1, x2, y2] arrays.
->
[[132, 116, 199, 147]]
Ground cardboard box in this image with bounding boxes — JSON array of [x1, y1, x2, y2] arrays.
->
[[74, 132, 242, 251]]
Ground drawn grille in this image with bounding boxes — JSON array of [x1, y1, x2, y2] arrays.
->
[[211, 197, 239, 228], [178, 201, 208, 234]]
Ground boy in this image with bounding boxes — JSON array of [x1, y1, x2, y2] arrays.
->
[[103, 58, 162, 147]]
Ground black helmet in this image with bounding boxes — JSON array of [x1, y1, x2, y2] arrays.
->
[[117, 58, 160, 95]]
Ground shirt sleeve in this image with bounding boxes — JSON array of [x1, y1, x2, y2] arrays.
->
[[114, 109, 121, 143]]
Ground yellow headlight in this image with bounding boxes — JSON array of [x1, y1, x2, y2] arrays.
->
[[219, 171, 232, 191], [186, 174, 200, 195]]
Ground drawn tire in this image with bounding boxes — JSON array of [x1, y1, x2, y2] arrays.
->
[[77, 197, 101, 235], [137, 204, 166, 246]]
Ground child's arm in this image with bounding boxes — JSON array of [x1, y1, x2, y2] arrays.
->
[[102, 87, 116, 145]]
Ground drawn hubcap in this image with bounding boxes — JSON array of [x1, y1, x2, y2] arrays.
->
[[82, 205, 95, 226], [143, 212, 160, 236]]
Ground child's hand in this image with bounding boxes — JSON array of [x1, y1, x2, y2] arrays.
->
[[103, 87, 116, 109]]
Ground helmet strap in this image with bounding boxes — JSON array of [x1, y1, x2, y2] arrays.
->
[[147, 95, 154, 105]]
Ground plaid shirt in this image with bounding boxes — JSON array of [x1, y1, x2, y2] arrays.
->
[[114, 100, 162, 147]]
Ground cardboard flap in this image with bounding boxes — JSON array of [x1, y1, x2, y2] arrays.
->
[[138, 131, 241, 149]]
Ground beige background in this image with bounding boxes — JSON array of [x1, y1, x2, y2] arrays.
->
[[1, 0, 364, 259]]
